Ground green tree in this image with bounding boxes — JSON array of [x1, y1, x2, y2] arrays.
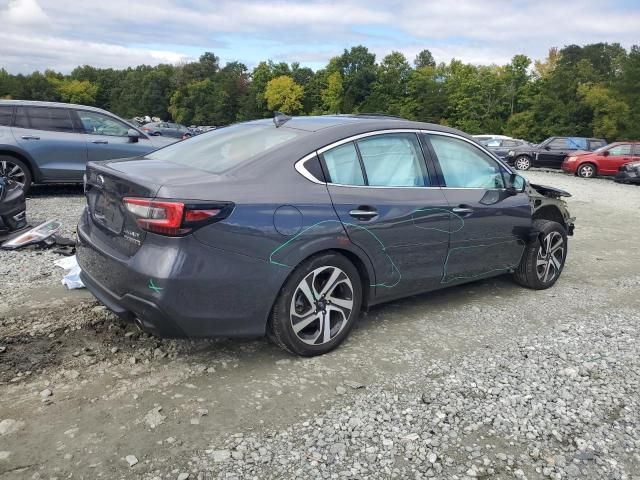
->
[[401, 65, 447, 122], [364, 51, 412, 115], [414, 49, 436, 68], [577, 83, 629, 140], [57, 79, 98, 104], [321, 72, 343, 113], [264, 76, 304, 114], [336, 45, 377, 112]]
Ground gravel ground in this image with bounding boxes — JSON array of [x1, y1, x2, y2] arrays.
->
[[0, 172, 639, 479]]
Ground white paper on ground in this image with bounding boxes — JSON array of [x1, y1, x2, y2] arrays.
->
[[54, 255, 85, 289]]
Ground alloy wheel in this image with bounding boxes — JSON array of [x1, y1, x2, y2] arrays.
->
[[0, 160, 27, 187], [536, 231, 565, 283], [579, 164, 595, 178], [290, 266, 354, 346], [515, 157, 530, 170]]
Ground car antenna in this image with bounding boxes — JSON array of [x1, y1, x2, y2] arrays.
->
[[273, 111, 291, 128]]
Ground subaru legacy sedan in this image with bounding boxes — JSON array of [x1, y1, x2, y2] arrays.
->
[[77, 115, 574, 356]]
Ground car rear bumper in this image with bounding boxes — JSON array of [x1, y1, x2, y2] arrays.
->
[[76, 209, 289, 338]]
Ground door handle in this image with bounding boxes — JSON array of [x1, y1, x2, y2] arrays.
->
[[349, 208, 378, 220], [91, 140, 109, 144], [21, 135, 40, 140], [452, 206, 473, 214]]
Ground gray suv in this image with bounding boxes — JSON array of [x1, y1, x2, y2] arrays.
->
[[0, 100, 176, 192]]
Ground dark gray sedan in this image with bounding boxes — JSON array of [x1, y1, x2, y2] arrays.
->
[[77, 115, 574, 356]]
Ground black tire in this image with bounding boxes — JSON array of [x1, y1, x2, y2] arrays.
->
[[514, 156, 531, 171], [577, 163, 597, 178], [268, 252, 362, 356], [513, 219, 568, 290], [0, 155, 32, 193]]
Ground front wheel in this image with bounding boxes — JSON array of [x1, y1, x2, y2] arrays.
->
[[513, 219, 568, 290], [268, 253, 362, 356], [514, 156, 531, 171], [577, 163, 596, 178], [0, 156, 32, 193]]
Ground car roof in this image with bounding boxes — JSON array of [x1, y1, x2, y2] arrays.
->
[[240, 115, 466, 136], [0, 99, 116, 116]]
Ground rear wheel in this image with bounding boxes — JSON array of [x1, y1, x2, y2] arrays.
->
[[0, 156, 32, 192], [269, 252, 362, 356], [514, 156, 531, 171], [577, 163, 596, 178], [513, 219, 567, 290]]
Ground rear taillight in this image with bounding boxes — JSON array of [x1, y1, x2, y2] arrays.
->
[[123, 198, 230, 236]]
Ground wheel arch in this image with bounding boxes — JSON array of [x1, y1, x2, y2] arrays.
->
[[267, 245, 375, 325], [0, 147, 42, 182], [532, 205, 566, 229]]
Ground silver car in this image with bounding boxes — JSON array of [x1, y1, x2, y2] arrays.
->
[[141, 121, 193, 139], [0, 100, 175, 192]]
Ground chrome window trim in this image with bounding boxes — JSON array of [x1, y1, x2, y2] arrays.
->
[[293, 128, 513, 188]]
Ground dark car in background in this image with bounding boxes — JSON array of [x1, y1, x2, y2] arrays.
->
[[77, 115, 574, 357], [506, 136, 607, 170], [141, 122, 193, 138], [482, 138, 530, 160], [562, 142, 640, 178], [0, 100, 176, 192], [615, 160, 640, 184]]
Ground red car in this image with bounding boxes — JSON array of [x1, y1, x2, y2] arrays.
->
[[562, 142, 640, 178]]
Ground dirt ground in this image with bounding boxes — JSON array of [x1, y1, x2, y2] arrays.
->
[[0, 171, 639, 479]]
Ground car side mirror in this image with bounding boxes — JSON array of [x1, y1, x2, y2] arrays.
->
[[506, 173, 526, 194], [127, 128, 140, 143], [544, 145, 551, 150], [602, 150, 610, 157]]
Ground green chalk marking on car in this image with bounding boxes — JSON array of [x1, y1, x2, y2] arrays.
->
[[268, 208, 466, 289], [148, 279, 163, 293]]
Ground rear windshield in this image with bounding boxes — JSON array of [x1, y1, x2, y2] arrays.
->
[[147, 123, 307, 174]]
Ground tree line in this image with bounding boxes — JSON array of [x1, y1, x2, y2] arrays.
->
[[1, 43, 639, 142]]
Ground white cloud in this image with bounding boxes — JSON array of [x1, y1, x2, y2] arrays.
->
[[2, 0, 49, 25], [0, 0, 639, 73]]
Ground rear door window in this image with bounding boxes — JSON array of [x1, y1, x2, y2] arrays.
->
[[355, 133, 428, 187], [14, 107, 75, 133], [0, 105, 13, 126]]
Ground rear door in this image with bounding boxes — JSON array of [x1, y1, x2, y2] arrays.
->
[[74, 110, 156, 162], [13, 106, 87, 182], [425, 133, 531, 284], [322, 131, 451, 298], [600, 144, 633, 174]]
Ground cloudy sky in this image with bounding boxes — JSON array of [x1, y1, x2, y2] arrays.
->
[[1, 0, 639, 73]]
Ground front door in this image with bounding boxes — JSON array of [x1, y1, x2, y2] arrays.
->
[[321, 132, 451, 299], [74, 110, 154, 162], [537, 137, 572, 168], [425, 133, 531, 284], [12, 106, 87, 182], [600, 144, 633, 175]]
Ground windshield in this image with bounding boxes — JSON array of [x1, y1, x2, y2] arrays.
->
[[147, 123, 307, 174], [593, 144, 610, 154]]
